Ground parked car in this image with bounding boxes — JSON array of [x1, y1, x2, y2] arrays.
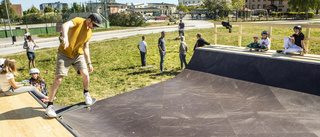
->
[[155, 15, 167, 20], [143, 15, 151, 21]]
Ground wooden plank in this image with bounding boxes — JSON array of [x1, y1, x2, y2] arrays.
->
[[305, 28, 311, 52], [214, 23, 217, 45], [269, 26, 272, 49], [0, 92, 73, 137], [238, 25, 242, 47], [213, 22, 320, 28]]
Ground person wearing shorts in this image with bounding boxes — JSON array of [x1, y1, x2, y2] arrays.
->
[[45, 13, 104, 117], [23, 35, 38, 69]]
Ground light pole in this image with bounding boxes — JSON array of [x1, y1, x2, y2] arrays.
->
[[4, 0, 14, 44]]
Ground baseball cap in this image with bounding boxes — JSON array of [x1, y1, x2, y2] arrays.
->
[[88, 13, 104, 28]]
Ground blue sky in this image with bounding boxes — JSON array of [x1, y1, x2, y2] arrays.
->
[[10, 0, 178, 11]]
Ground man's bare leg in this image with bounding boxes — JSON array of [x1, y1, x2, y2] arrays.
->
[[48, 75, 64, 102]]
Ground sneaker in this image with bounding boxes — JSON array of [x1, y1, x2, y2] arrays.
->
[[46, 105, 57, 117], [41, 98, 49, 103], [84, 92, 92, 105]]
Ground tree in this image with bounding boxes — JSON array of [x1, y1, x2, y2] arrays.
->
[[231, 0, 245, 10], [203, 0, 232, 14], [54, 7, 60, 13], [62, 6, 69, 13], [70, 2, 82, 13], [177, 2, 189, 12], [27, 5, 41, 14], [288, 0, 317, 18], [0, 0, 17, 19], [44, 6, 53, 13]]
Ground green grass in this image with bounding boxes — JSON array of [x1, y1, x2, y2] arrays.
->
[[2, 26, 320, 105]]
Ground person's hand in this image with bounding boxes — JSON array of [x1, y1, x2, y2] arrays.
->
[[88, 64, 93, 73], [63, 37, 69, 49], [28, 46, 30, 49]]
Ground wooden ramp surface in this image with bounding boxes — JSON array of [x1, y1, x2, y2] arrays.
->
[[0, 92, 73, 137]]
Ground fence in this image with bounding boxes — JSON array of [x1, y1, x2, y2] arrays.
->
[[213, 22, 320, 51], [0, 27, 57, 38]]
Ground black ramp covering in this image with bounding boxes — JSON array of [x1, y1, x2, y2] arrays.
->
[[58, 47, 320, 137]]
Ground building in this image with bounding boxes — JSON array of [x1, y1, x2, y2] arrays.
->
[[148, 3, 177, 15], [245, 0, 290, 12], [11, 4, 23, 16], [40, 1, 68, 12], [178, 0, 203, 6]]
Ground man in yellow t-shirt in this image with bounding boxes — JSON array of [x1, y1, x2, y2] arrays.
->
[[46, 13, 103, 117]]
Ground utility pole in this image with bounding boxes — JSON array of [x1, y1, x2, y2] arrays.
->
[[4, 0, 14, 44]]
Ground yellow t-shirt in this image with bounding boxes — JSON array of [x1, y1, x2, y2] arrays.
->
[[59, 17, 92, 59]]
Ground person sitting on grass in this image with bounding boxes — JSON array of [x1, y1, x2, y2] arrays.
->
[[0, 59, 49, 102], [259, 31, 270, 50], [23, 35, 39, 69], [194, 33, 210, 51], [281, 26, 306, 54], [247, 36, 260, 49], [22, 68, 48, 96]]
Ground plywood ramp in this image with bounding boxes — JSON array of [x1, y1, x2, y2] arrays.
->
[[0, 92, 73, 137]]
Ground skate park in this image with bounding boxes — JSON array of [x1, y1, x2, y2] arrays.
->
[[1, 20, 320, 137]]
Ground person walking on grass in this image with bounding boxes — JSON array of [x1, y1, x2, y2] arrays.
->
[[194, 33, 210, 51], [158, 31, 166, 72], [23, 35, 39, 69], [179, 36, 188, 70], [45, 13, 103, 117], [178, 20, 185, 37], [0, 59, 49, 102], [137, 36, 147, 66]]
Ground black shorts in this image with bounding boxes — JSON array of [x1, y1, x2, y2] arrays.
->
[[27, 52, 35, 60]]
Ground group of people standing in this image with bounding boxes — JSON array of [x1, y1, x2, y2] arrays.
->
[[138, 20, 211, 71]]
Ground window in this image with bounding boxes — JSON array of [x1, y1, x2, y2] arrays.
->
[[193, 1, 195, 3], [279, 0, 283, 4], [263, 4, 266, 8], [252, 5, 255, 9], [252, 0, 255, 2], [279, 9, 282, 12], [258, 4, 261, 9], [198, 1, 200, 3], [258, 0, 261, 2], [287, 8, 290, 12]]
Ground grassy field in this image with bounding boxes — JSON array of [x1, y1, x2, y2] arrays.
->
[[2, 25, 320, 105]]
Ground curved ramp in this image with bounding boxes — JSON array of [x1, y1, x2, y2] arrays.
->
[[0, 92, 74, 137], [58, 46, 320, 137]]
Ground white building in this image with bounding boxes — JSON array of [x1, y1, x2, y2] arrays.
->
[[40, 1, 68, 12], [178, 0, 203, 6]]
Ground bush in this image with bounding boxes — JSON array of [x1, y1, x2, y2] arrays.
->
[[270, 12, 314, 18], [109, 13, 146, 27], [21, 13, 64, 24]]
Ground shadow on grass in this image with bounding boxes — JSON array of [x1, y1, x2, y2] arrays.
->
[[38, 58, 55, 62], [127, 70, 157, 75], [111, 65, 140, 71], [150, 70, 180, 76]]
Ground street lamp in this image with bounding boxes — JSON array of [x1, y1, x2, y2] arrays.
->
[[4, 0, 14, 44]]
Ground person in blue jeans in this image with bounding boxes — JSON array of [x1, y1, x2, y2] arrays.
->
[[137, 36, 147, 66], [179, 36, 188, 70], [158, 31, 166, 72]]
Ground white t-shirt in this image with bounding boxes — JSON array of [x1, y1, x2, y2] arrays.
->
[[0, 73, 14, 91], [24, 41, 36, 53], [139, 41, 147, 53], [260, 38, 270, 49]]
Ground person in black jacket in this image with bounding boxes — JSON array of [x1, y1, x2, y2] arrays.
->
[[194, 33, 210, 51]]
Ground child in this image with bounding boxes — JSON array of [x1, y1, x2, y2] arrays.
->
[[282, 26, 306, 54], [247, 36, 260, 49], [23, 35, 39, 69], [24, 28, 37, 49], [179, 36, 188, 69], [0, 59, 49, 102], [260, 31, 270, 50], [26, 68, 48, 96]]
